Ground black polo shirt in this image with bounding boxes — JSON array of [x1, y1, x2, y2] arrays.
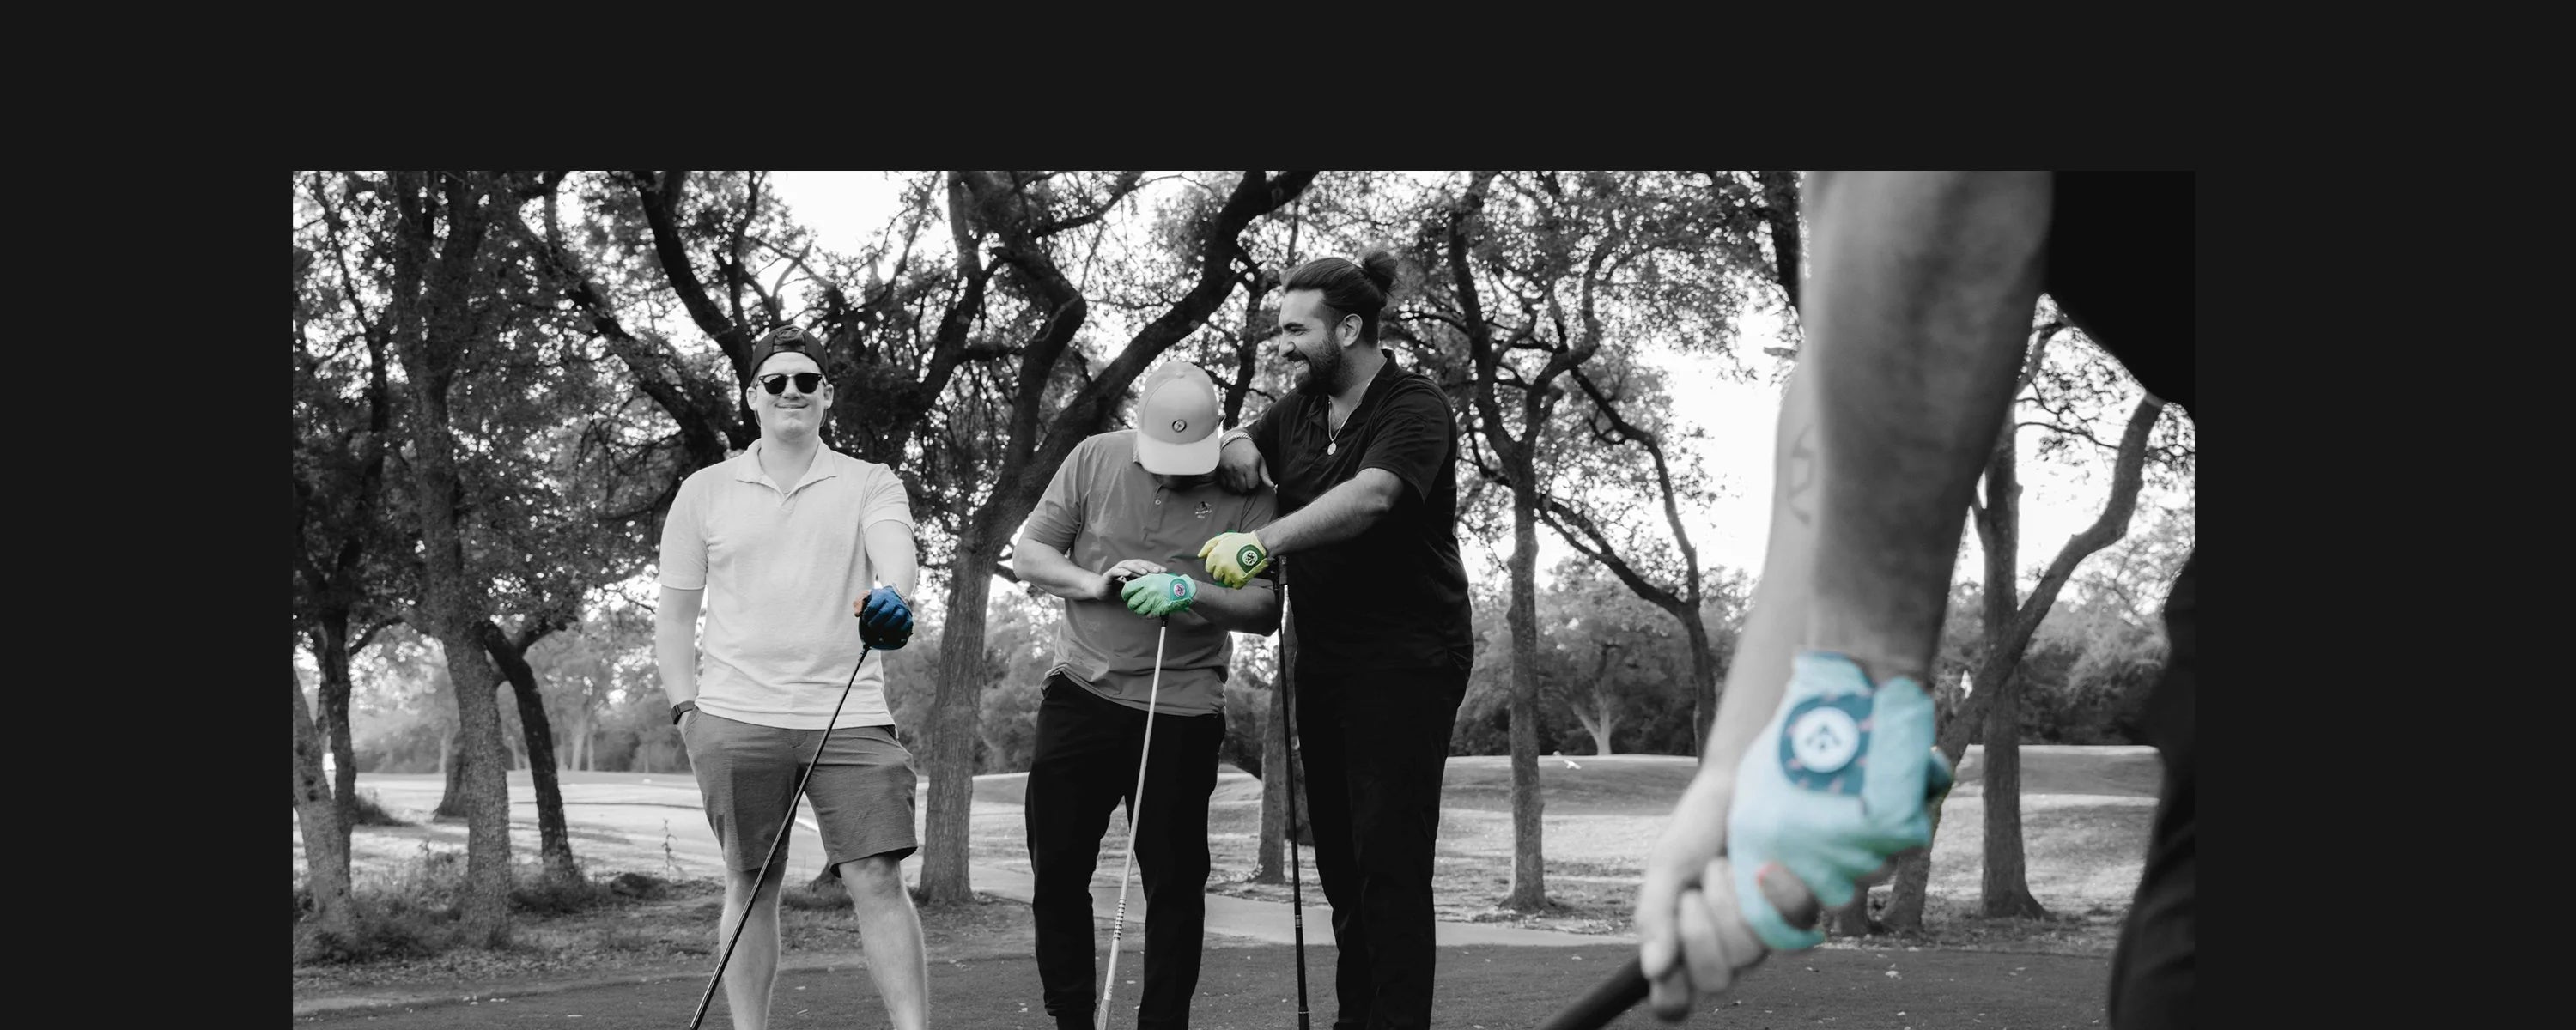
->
[[1246, 354, 1474, 671]]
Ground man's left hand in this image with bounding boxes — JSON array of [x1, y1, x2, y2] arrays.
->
[[1121, 573, 1197, 619], [854, 586, 913, 650], [1199, 530, 1270, 588]]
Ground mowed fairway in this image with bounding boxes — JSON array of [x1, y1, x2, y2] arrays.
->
[[295, 942, 2114, 1028], [308, 745, 2162, 938], [1365, 746, 2163, 933], [301, 747, 2157, 1026]]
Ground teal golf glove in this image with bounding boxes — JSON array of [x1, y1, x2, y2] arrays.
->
[[1728, 651, 1954, 950], [1121, 573, 1198, 619]]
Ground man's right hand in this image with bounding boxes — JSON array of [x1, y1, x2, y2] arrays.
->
[[1633, 771, 1821, 1019], [1100, 559, 1168, 600], [1216, 433, 1269, 494]]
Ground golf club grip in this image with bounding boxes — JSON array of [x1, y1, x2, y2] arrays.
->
[[1534, 954, 1649, 1030]]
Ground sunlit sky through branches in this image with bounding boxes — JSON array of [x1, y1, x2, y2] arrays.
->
[[750, 172, 2190, 613]]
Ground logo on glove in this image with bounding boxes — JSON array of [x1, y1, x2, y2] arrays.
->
[[1236, 544, 1262, 570], [1169, 578, 1190, 599], [1778, 695, 1871, 797]]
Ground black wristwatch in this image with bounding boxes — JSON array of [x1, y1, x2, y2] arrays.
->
[[671, 700, 699, 725]]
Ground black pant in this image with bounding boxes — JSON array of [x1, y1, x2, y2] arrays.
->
[[1294, 661, 1468, 1030], [1025, 675, 1225, 1030], [2109, 553, 2195, 1028]]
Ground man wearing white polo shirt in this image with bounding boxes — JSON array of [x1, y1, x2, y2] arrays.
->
[[657, 325, 930, 1030], [1012, 360, 1280, 1030]]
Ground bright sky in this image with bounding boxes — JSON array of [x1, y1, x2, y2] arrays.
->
[[762, 172, 2184, 599]]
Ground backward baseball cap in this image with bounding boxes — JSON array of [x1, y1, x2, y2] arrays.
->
[[1133, 361, 1223, 475], [746, 325, 827, 385]]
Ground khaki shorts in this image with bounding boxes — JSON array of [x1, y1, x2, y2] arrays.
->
[[683, 712, 920, 879]]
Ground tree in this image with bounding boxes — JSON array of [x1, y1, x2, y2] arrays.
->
[[375, 169, 532, 944], [294, 173, 415, 866], [292, 670, 356, 948], [1424, 170, 1762, 910], [304, 170, 657, 891], [1879, 316, 2195, 932], [1535, 559, 1707, 755]]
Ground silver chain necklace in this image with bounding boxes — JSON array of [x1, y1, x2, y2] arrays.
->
[[1327, 402, 1353, 455]]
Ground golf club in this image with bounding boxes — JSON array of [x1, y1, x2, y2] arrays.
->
[[1534, 955, 1649, 1030], [688, 635, 878, 1030], [1278, 555, 1311, 1030], [1535, 839, 1837, 1027], [1096, 592, 1169, 1028]]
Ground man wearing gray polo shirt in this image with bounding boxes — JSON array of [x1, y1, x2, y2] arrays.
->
[[1012, 360, 1281, 1030], [658, 326, 930, 1030]]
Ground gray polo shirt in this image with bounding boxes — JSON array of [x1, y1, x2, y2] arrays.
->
[[1019, 431, 1278, 716]]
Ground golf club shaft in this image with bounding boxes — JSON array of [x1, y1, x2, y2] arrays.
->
[[1097, 620, 1169, 1027], [689, 644, 872, 1030], [1279, 557, 1310, 1030], [1534, 954, 1649, 1030]]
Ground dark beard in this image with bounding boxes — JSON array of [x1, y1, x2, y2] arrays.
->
[[1292, 348, 1342, 398]]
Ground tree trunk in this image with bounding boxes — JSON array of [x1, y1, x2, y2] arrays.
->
[[1682, 616, 1718, 760], [919, 524, 1003, 906], [1979, 669, 2048, 918], [309, 620, 362, 849], [433, 638, 516, 943], [1583, 718, 1613, 758], [1885, 392, 2162, 931], [1504, 480, 1548, 911], [1584, 694, 1617, 757], [386, 168, 516, 947], [1826, 892, 1877, 937], [1971, 410, 2046, 920], [294, 670, 357, 947], [1885, 687, 1986, 933], [1257, 682, 1290, 883], [435, 724, 467, 818], [483, 621, 580, 885]]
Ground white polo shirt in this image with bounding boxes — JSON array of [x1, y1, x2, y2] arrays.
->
[[657, 441, 914, 730]]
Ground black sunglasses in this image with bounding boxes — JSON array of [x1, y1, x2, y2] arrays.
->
[[756, 372, 826, 395]]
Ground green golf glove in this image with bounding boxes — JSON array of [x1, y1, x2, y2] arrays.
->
[[1199, 530, 1270, 589], [1121, 573, 1198, 619]]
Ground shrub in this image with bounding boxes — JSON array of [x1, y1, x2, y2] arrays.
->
[[510, 869, 614, 916], [349, 789, 411, 827]]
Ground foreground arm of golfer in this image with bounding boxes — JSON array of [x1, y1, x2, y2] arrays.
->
[[1633, 172, 2050, 1021], [1632, 363, 1828, 1017]]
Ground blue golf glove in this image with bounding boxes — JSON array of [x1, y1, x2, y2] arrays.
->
[[1727, 651, 1954, 950], [854, 585, 913, 650], [1121, 573, 1198, 619]]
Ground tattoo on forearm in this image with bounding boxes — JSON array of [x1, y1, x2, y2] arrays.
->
[[1787, 425, 1815, 526]]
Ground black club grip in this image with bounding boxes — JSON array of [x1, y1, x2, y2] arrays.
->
[[1534, 954, 1650, 1030]]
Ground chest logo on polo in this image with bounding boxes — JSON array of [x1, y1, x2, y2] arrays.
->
[[1193, 500, 1212, 518]]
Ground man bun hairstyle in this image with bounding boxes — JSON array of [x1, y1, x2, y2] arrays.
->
[[1284, 246, 1402, 345]]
